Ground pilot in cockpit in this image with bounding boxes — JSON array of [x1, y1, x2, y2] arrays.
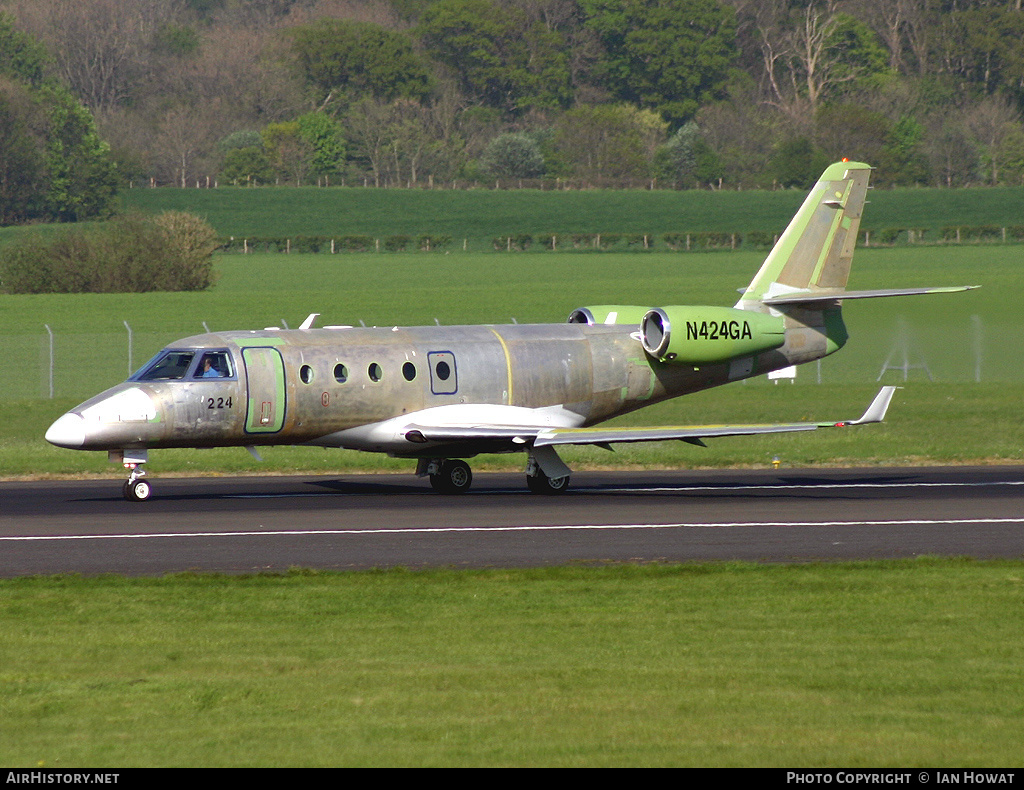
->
[[198, 352, 229, 378]]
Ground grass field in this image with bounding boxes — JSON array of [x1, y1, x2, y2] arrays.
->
[[117, 183, 1024, 250], [1, 560, 1022, 767]]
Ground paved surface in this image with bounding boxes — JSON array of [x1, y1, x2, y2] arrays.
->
[[2, 466, 1023, 576]]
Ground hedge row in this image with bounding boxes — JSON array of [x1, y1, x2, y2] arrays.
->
[[217, 226, 1024, 253], [218, 234, 454, 253]]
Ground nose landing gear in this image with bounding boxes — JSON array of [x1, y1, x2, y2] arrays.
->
[[112, 449, 152, 502], [123, 464, 151, 502]]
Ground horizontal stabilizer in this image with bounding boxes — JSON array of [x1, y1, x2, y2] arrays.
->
[[761, 286, 978, 306]]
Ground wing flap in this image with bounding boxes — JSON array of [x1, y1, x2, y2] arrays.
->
[[533, 423, 818, 447]]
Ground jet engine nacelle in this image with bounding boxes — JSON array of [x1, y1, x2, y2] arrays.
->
[[568, 305, 651, 326], [640, 306, 785, 364]]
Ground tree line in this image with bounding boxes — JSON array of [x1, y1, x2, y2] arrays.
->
[[2, 0, 1024, 227]]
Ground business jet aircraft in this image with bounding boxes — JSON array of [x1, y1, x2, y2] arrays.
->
[[45, 161, 972, 500]]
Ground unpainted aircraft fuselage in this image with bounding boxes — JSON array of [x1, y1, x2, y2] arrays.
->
[[63, 309, 838, 458]]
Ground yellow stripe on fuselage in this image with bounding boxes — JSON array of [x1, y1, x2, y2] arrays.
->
[[488, 327, 513, 405]]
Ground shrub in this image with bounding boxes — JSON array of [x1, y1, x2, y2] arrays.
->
[[696, 232, 736, 249], [418, 234, 452, 251], [0, 211, 217, 293], [662, 233, 686, 250], [745, 231, 776, 248], [878, 228, 903, 245], [383, 235, 410, 251], [336, 235, 374, 252]]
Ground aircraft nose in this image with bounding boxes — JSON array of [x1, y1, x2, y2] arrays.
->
[[45, 412, 86, 449]]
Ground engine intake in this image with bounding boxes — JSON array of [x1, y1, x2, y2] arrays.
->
[[568, 305, 651, 326]]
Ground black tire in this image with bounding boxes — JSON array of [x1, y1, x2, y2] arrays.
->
[[124, 479, 152, 502], [430, 459, 473, 494], [527, 471, 570, 495]]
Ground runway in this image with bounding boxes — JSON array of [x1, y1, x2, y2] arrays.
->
[[2, 466, 1023, 576]]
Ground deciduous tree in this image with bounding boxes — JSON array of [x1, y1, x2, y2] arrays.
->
[[418, 0, 572, 114], [287, 18, 432, 109], [580, 0, 738, 125]]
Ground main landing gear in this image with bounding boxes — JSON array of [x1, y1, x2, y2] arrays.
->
[[428, 458, 474, 494], [526, 468, 570, 494], [525, 455, 570, 495], [419, 457, 571, 495]]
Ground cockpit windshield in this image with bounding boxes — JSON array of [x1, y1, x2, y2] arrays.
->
[[194, 351, 232, 379], [131, 349, 236, 382], [134, 350, 195, 381]]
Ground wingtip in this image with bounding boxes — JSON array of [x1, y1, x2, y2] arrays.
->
[[847, 386, 899, 425]]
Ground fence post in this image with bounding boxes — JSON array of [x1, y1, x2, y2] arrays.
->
[[972, 315, 983, 383], [124, 321, 133, 378], [45, 324, 54, 399]]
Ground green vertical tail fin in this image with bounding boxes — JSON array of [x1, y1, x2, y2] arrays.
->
[[736, 161, 872, 309]]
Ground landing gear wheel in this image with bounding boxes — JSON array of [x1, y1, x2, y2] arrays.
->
[[124, 479, 152, 502], [527, 470, 570, 495], [429, 459, 473, 494]]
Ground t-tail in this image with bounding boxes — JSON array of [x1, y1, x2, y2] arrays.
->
[[733, 161, 976, 365], [735, 160, 871, 311]]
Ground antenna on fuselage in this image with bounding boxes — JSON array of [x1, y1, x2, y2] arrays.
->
[[300, 313, 319, 330]]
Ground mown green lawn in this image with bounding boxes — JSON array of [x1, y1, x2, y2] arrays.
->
[[1, 560, 1022, 767]]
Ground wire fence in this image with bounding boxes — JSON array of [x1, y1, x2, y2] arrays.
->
[[1, 315, 1014, 403]]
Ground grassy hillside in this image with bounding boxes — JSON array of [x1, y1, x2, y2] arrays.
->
[[118, 183, 1024, 248]]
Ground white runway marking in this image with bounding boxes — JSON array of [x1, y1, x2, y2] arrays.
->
[[3, 517, 1024, 543], [223, 479, 1024, 498], [595, 480, 1024, 494]]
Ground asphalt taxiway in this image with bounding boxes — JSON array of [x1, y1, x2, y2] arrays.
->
[[2, 466, 1023, 576]]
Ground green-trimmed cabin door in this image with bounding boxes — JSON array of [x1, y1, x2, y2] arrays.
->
[[242, 347, 286, 434]]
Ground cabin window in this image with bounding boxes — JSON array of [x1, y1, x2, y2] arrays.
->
[[194, 351, 232, 379], [135, 350, 195, 381], [334, 364, 348, 383], [368, 362, 383, 382], [300, 364, 314, 384], [402, 362, 416, 381]]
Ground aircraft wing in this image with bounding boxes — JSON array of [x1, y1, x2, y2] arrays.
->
[[404, 386, 897, 449]]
